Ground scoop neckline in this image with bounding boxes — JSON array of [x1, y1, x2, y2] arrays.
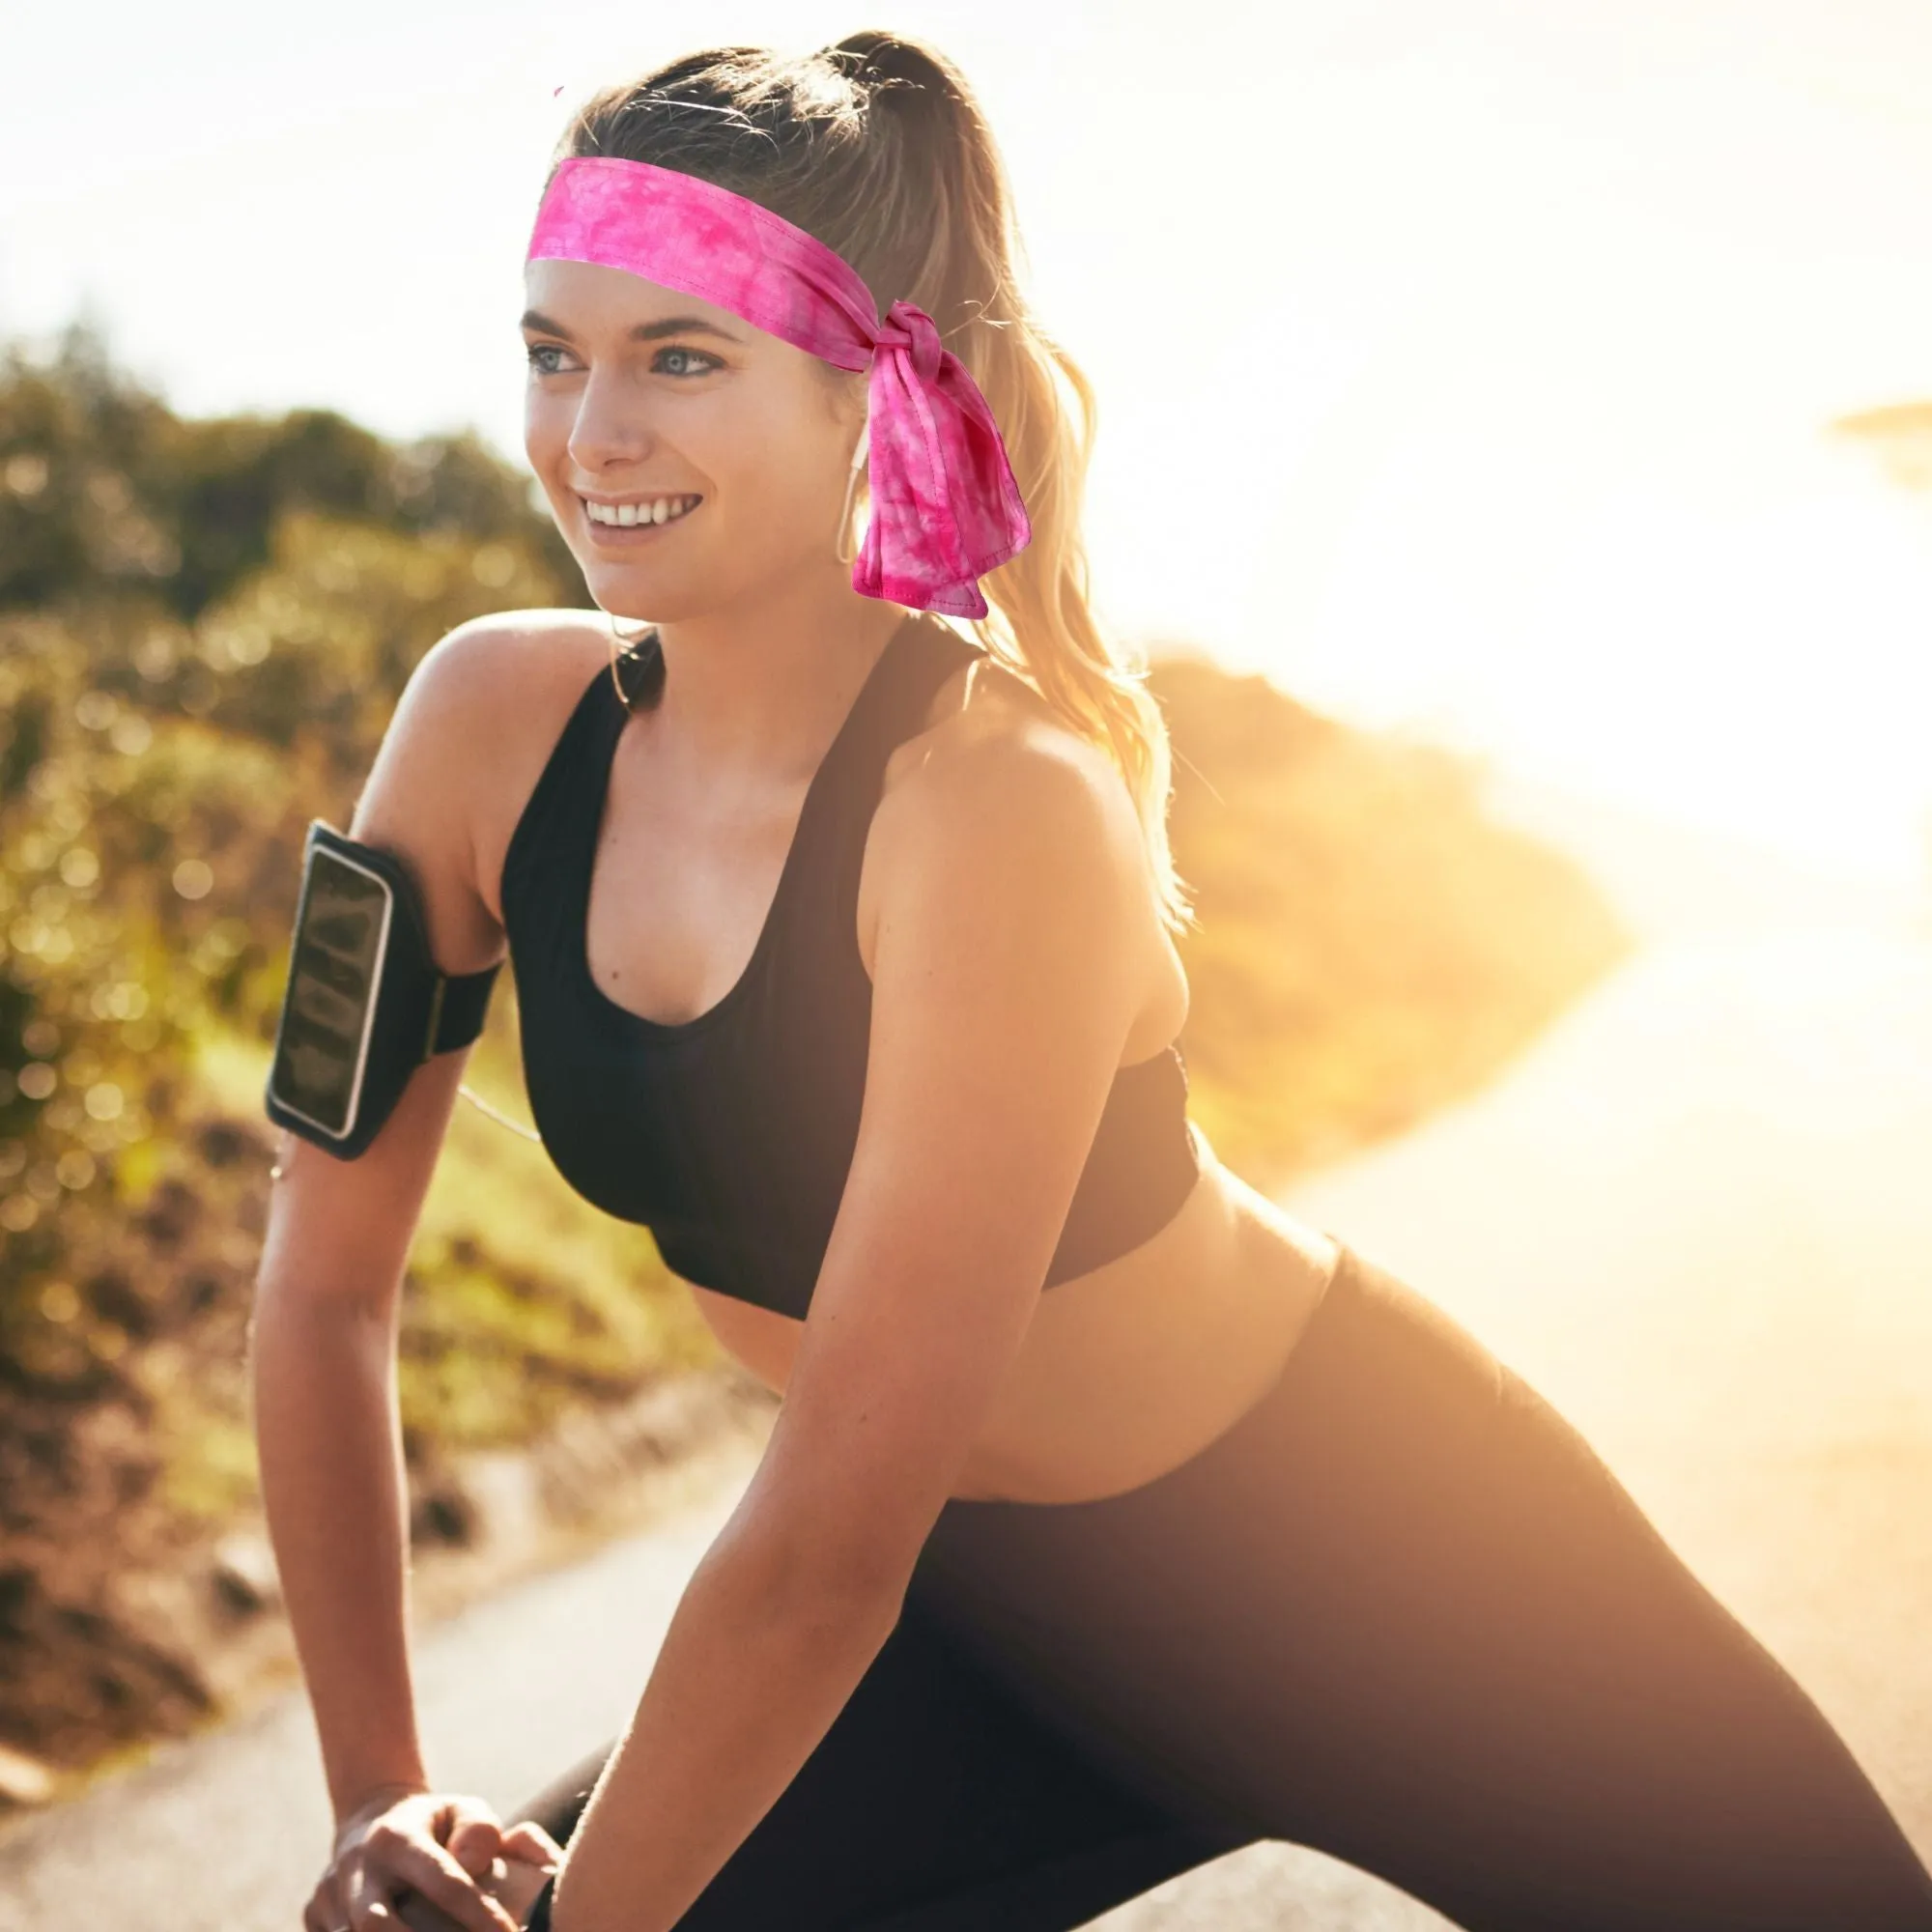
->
[[576, 618, 920, 1040]]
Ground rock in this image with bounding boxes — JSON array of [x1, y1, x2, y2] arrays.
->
[[412, 1481, 477, 1548], [211, 1530, 282, 1615], [0, 1739, 59, 1807], [458, 1449, 546, 1549]]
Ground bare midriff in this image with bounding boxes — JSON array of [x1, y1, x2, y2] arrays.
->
[[688, 1134, 1340, 1505]]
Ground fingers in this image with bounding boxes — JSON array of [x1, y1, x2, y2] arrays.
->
[[343, 1822, 515, 1932], [342, 1857, 402, 1926], [303, 1876, 351, 1932], [498, 1820, 564, 1866], [445, 1814, 505, 1879], [332, 1782, 433, 1862], [393, 1893, 474, 1932], [315, 1790, 523, 1932], [302, 1869, 380, 1932]]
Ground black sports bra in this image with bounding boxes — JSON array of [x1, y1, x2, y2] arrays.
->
[[499, 617, 1201, 1321]]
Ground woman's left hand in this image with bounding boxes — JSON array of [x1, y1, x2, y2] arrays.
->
[[395, 1818, 564, 1931]]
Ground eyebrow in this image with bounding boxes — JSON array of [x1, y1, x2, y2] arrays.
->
[[519, 308, 743, 345]]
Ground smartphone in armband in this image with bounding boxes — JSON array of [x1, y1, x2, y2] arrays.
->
[[263, 819, 502, 1160]]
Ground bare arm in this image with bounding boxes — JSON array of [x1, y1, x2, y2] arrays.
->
[[249, 620, 528, 1932], [253, 1048, 474, 1820], [544, 721, 1153, 1932]]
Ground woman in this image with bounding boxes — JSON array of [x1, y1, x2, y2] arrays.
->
[[257, 32, 1932, 1932]]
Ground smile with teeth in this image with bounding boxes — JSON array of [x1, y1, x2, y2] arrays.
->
[[582, 494, 701, 527]]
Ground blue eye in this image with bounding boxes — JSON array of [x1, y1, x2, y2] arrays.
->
[[525, 344, 723, 378], [656, 347, 722, 377]]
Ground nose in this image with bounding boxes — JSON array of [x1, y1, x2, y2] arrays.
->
[[560, 362, 663, 473]]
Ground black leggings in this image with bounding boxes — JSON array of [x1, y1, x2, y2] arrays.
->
[[507, 1237, 1932, 1928]]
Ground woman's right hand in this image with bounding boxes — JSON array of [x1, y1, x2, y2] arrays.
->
[[304, 1785, 526, 1932]]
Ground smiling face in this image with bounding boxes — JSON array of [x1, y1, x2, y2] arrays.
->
[[522, 258, 867, 620]]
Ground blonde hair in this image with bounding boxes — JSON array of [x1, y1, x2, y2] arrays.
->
[[551, 31, 1192, 930]]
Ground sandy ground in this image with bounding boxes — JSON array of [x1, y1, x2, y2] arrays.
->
[[2, 905, 1928, 1929]]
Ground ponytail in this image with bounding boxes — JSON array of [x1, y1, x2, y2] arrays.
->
[[822, 31, 1194, 932]]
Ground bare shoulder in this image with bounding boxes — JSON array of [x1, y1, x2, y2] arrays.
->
[[438, 610, 614, 924], [381, 608, 605, 775], [877, 646, 1151, 895], [862, 644, 1183, 1052], [346, 610, 609, 972], [421, 607, 611, 726]]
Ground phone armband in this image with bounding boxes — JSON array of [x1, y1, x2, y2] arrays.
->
[[263, 819, 502, 1160]]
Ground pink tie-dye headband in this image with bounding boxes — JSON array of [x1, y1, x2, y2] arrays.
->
[[526, 156, 1032, 620]]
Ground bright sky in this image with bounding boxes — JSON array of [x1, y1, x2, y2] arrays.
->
[[8, 0, 1932, 887]]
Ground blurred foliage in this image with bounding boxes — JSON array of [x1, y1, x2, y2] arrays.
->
[[0, 318, 585, 623], [0, 314, 1631, 1782], [0, 619, 321, 1378], [1153, 657, 1633, 1185], [0, 318, 660, 1778], [0, 320, 597, 1423]]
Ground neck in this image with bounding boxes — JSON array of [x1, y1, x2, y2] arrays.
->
[[636, 574, 924, 785]]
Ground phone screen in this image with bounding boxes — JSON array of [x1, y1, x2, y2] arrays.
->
[[267, 844, 394, 1139]]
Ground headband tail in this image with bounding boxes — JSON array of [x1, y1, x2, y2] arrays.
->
[[856, 300, 1033, 619]]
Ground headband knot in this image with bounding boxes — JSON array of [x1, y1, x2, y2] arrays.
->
[[526, 157, 1031, 619], [875, 298, 945, 384]]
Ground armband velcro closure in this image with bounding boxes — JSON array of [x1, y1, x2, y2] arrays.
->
[[424, 957, 502, 1059]]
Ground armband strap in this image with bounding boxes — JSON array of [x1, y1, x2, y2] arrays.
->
[[423, 958, 503, 1060]]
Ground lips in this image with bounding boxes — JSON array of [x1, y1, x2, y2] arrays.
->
[[579, 496, 702, 545], [581, 494, 700, 526]]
